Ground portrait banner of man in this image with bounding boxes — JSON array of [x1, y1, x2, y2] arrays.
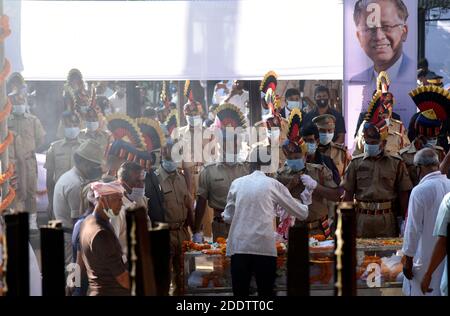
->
[[344, 0, 417, 149]]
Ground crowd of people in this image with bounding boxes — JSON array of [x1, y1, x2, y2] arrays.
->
[[0, 59, 449, 297]]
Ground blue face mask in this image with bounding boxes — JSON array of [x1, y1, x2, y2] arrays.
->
[[162, 159, 178, 173], [319, 132, 334, 145], [12, 104, 27, 115], [364, 143, 381, 157], [286, 158, 305, 171], [64, 127, 80, 139], [425, 138, 438, 147], [307, 142, 317, 155], [79, 106, 89, 114], [86, 121, 99, 132]]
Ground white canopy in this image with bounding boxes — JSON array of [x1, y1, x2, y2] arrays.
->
[[5, 0, 343, 81]]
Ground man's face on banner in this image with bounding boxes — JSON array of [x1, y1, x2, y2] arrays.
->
[[355, 0, 408, 70]]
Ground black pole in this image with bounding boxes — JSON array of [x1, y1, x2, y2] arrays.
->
[[5, 213, 29, 296], [247, 80, 261, 127], [40, 221, 65, 296], [418, 8, 426, 61], [148, 222, 170, 296], [287, 223, 310, 296], [334, 202, 356, 296]]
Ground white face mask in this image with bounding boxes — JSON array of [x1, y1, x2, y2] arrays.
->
[[287, 101, 300, 110], [187, 115, 202, 127], [129, 187, 145, 202], [103, 207, 118, 219], [208, 112, 215, 121], [64, 127, 80, 139], [261, 108, 272, 120], [267, 128, 281, 141]]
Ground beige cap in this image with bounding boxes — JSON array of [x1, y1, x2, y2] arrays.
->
[[312, 114, 336, 129], [75, 139, 104, 165]]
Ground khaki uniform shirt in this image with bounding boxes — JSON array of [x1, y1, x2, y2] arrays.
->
[[156, 166, 191, 224], [399, 141, 446, 187], [353, 119, 410, 156], [318, 142, 351, 177], [8, 113, 46, 208], [197, 162, 249, 211], [276, 163, 337, 222], [45, 138, 83, 183], [342, 151, 413, 202]]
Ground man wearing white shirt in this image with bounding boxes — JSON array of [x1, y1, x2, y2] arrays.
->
[[222, 80, 249, 116], [402, 148, 450, 296], [222, 148, 309, 296], [421, 192, 450, 296], [212, 80, 233, 105]]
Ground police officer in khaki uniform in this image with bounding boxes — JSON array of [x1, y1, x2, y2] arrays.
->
[[353, 117, 410, 156], [79, 107, 111, 163], [174, 99, 214, 238], [343, 121, 413, 238], [7, 73, 46, 229], [401, 86, 449, 186], [45, 111, 83, 219], [193, 131, 249, 241], [156, 140, 193, 295], [313, 114, 351, 178], [353, 72, 410, 156], [400, 112, 446, 187], [276, 109, 340, 236]]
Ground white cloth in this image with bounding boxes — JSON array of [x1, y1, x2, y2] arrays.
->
[[109, 91, 127, 114], [220, 90, 249, 115], [433, 192, 450, 296], [53, 167, 85, 230], [402, 171, 450, 296], [36, 153, 48, 213], [223, 170, 308, 257], [212, 81, 233, 104], [109, 195, 150, 256]]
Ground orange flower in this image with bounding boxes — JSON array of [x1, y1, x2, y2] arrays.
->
[[216, 237, 226, 244]]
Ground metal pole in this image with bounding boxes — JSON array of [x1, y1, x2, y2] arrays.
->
[[287, 223, 310, 296]]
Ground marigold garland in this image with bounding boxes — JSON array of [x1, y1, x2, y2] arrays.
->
[[0, 186, 15, 211], [0, 131, 13, 155], [0, 98, 11, 122], [0, 164, 14, 185], [0, 15, 11, 43]]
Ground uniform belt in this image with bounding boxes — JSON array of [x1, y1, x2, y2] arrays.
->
[[356, 209, 392, 216], [356, 201, 392, 210], [167, 221, 185, 231]]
